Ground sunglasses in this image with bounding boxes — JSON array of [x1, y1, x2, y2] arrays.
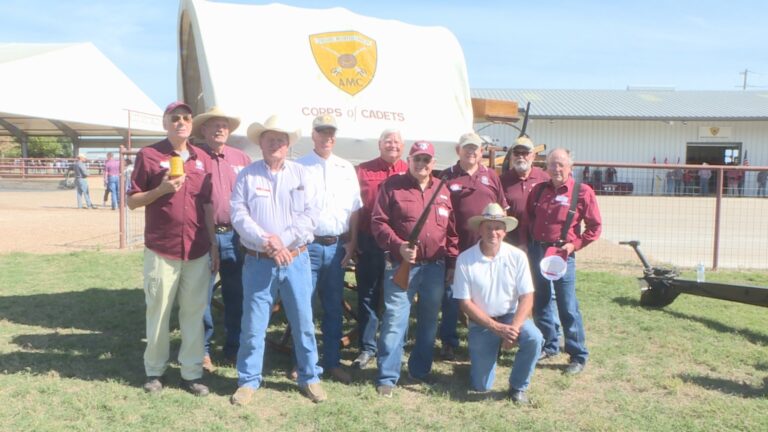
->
[[169, 113, 193, 123], [412, 155, 432, 164], [512, 150, 531, 157]]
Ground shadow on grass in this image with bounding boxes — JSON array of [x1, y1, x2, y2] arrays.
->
[[611, 295, 768, 346], [679, 373, 768, 398]]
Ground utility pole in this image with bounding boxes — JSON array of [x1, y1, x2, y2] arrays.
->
[[740, 69, 750, 90]]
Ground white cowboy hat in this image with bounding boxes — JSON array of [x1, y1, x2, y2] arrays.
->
[[246, 115, 301, 146], [468, 203, 518, 232], [192, 106, 241, 138], [540, 247, 567, 281]]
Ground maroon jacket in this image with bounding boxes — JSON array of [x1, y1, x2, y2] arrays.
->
[[501, 166, 550, 248], [527, 177, 602, 252], [441, 163, 507, 252], [371, 172, 459, 268], [356, 157, 408, 236]]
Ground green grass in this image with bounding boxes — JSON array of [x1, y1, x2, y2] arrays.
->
[[1, 252, 766, 431]]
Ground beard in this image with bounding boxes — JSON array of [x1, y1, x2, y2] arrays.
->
[[513, 159, 530, 173]]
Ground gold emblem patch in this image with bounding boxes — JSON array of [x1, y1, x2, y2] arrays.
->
[[710, 127, 720, 136], [309, 31, 377, 96]]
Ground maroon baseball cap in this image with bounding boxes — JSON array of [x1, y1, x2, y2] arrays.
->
[[164, 101, 192, 115], [409, 140, 435, 158]]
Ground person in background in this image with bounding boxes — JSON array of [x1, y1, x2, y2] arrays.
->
[[698, 163, 712, 196], [74, 154, 96, 209], [103, 152, 120, 209]]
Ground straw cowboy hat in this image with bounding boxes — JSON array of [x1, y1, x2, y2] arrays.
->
[[468, 203, 518, 232], [246, 115, 301, 146], [192, 106, 241, 139]]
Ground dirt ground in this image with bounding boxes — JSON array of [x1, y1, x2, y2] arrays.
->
[[3, 178, 763, 270], [0, 178, 638, 270], [0, 178, 129, 254]]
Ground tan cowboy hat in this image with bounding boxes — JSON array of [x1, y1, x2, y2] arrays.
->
[[468, 203, 518, 232], [192, 106, 241, 138], [246, 115, 301, 146]]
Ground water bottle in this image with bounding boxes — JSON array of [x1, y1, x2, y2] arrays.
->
[[696, 262, 705, 283]]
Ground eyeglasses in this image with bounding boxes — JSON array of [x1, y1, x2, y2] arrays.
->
[[512, 150, 531, 157], [169, 114, 192, 123], [412, 155, 432, 164]]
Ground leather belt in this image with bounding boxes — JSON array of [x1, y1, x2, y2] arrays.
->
[[412, 258, 444, 266], [215, 224, 233, 234], [534, 240, 563, 249], [246, 245, 307, 260], [313, 233, 349, 246]]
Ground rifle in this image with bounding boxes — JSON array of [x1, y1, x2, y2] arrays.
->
[[392, 176, 449, 290]]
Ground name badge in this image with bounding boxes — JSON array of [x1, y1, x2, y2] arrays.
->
[[195, 160, 204, 170], [555, 195, 569, 205], [437, 207, 449, 217], [439, 194, 449, 201], [480, 175, 490, 185], [449, 183, 462, 192], [159, 160, 170, 169], [255, 187, 271, 197]]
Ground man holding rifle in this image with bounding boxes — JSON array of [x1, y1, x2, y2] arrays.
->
[[371, 141, 458, 397]]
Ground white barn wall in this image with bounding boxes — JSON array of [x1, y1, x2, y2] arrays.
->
[[476, 119, 768, 194]]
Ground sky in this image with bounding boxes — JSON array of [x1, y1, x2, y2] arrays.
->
[[2, 0, 767, 108]]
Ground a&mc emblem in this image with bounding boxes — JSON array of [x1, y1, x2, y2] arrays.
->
[[309, 31, 377, 96]]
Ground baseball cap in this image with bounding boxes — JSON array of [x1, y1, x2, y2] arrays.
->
[[409, 140, 435, 158], [164, 101, 192, 115], [312, 114, 337, 131], [458, 132, 483, 148], [513, 136, 534, 151]]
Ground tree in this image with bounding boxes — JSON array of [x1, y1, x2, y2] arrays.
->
[[27, 137, 72, 158]]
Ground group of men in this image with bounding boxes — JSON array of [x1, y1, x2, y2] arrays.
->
[[127, 100, 602, 406]]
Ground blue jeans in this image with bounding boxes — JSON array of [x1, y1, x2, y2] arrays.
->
[[355, 233, 385, 355], [530, 244, 588, 364], [203, 230, 244, 358], [75, 178, 93, 208], [237, 250, 322, 389], [377, 260, 445, 387], [468, 316, 542, 392], [699, 177, 710, 195], [308, 240, 346, 369], [107, 175, 119, 209], [438, 284, 459, 349]]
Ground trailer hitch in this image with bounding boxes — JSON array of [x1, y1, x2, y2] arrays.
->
[[619, 241, 768, 308]]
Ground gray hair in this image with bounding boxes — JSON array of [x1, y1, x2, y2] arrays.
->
[[379, 128, 402, 142], [546, 148, 573, 166]]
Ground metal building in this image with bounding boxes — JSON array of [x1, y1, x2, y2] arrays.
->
[[471, 89, 768, 194]]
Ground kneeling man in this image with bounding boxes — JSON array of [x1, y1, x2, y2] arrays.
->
[[453, 203, 543, 404]]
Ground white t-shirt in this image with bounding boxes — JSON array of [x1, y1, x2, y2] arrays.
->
[[297, 151, 363, 236], [452, 241, 534, 317]]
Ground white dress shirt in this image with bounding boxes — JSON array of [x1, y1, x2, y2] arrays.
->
[[231, 159, 318, 251], [297, 150, 362, 236]]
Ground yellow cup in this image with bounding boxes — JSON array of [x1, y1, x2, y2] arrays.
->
[[169, 156, 184, 177]]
